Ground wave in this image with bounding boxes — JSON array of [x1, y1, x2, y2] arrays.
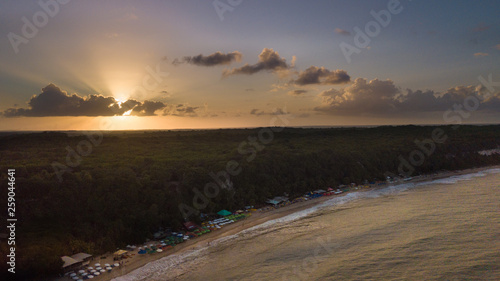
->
[[113, 167, 500, 280]]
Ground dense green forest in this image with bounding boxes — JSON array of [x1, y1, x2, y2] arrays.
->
[[1, 125, 499, 279]]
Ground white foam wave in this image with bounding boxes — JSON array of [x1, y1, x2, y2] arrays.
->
[[113, 167, 500, 280]]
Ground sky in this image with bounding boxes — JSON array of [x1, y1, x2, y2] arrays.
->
[[0, 0, 499, 130]]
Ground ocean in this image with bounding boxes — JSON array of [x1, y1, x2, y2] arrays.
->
[[114, 168, 500, 281]]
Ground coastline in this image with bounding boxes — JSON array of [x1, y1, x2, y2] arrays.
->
[[58, 165, 500, 281]]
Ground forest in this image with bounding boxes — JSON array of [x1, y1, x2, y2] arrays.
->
[[0, 125, 499, 279]]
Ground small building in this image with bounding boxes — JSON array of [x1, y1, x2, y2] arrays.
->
[[71, 252, 92, 264], [217, 209, 232, 216], [61, 256, 82, 273], [266, 196, 289, 206], [113, 250, 128, 260]]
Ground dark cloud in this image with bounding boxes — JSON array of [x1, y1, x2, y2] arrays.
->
[[315, 78, 500, 115], [163, 104, 199, 117], [173, 51, 242, 66], [292, 66, 350, 85], [334, 28, 351, 36], [130, 100, 167, 116], [1, 84, 166, 117], [223, 48, 290, 76], [287, 89, 308, 96]]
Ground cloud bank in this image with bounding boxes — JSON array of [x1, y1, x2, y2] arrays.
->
[[2, 84, 167, 117], [315, 78, 500, 115]]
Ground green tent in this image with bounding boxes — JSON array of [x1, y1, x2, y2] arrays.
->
[[217, 210, 232, 216]]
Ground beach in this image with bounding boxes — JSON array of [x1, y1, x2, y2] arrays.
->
[[58, 165, 500, 281]]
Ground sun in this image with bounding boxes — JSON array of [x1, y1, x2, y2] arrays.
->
[[114, 97, 126, 106]]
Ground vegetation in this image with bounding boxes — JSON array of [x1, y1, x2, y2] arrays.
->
[[0, 125, 499, 279]]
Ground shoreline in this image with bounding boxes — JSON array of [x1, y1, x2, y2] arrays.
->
[[58, 165, 500, 281]]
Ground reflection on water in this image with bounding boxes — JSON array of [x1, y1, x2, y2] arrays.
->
[[115, 169, 500, 281]]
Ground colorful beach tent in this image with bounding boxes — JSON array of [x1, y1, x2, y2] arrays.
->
[[217, 210, 232, 216]]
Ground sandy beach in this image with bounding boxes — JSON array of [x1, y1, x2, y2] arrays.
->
[[58, 165, 499, 281]]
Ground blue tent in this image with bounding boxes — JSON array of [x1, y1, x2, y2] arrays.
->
[[217, 210, 232, 216]]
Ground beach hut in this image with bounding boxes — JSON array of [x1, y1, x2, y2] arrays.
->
[[217, 209, 232, 216], [113, 249, 128, 260], [61, 256, 82, 273]]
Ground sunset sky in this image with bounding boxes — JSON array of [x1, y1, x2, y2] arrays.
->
[[0, 0, 499, 130]]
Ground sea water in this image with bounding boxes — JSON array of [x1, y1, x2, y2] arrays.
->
[[114, 168, 500, 280]]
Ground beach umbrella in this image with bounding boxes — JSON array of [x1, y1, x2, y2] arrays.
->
[[88, 275, 94, 279], [96, 267, 102, 270], [90, 269, 96, 273], [104, 263, 110, 267], [94, 272, 100, 276], [87, 267, 93, 270], [71, 276, 79, 280], [100, 269, 106, 273], [94, 263, 100, 267], [106, 266, 112, 270], [81, 273, 88, 277], [114, 263, 120, 267], [157, 249, 163, 253], [78, 270, 85, 274], [77, 279, 83, 281], [70, 273, 77, 277]]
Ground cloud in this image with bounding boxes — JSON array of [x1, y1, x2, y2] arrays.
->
[[287, 89, 308, 96], [315, 78, 500, 115], [174, 51, 242, 67], [159, 90, 171, 97], [223, 48, 291, 76], [292, 66, 350, 85], [130, 100, 167, 116], [1, 84, 166, 117], [474, 52, 489, 57], [162, 104, 199, 117], [250, 107, 289, 116], [472, 23, 491, 32], [334, 28, 351, 36]]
